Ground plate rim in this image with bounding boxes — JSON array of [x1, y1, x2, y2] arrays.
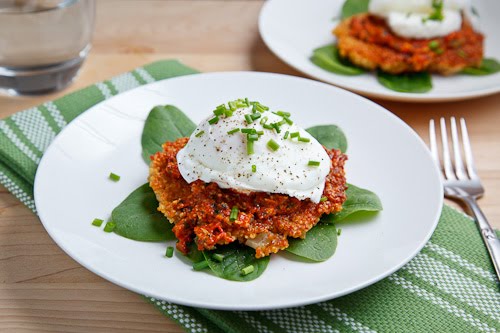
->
[[34, 71, 444, 310], [258, 0, 500, 103]]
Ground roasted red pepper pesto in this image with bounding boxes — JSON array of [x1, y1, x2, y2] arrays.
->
[[334, 13, 483, 75], [149, 138, 347, 258]]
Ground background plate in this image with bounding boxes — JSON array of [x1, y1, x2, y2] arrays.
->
[[259, 0, 500, 102], [34, 72, 443, 310]]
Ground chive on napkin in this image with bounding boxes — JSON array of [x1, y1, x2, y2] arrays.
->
[[1, 60, 498, 333]]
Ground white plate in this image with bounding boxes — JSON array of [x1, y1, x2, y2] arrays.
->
[[259, 0, 500, 102], [34, 72, 443, 310]]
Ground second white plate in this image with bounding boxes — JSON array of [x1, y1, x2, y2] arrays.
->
[[259, 0, 500, 102]]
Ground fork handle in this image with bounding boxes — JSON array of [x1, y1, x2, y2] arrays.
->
[[463, 197, 500, 281]]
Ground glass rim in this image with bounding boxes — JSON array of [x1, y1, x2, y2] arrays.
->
[[0, 0, 82, 14]]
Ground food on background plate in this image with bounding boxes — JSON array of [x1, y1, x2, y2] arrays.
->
[[105, 101, 382, 281], [311, 0, 499, 93], [149, 100, 347, 258]]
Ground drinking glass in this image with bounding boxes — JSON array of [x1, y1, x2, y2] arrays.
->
[[0, 0, 95, 95]]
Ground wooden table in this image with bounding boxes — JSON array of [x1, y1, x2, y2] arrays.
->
[[1, 1, 499, 332]]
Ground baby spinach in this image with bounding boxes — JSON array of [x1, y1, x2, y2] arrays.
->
[[333, 183, 383, 221], [286, 223, 338, 262], [377, 71, 433, 93], [203, 244, 270, 281], [141, 105, 196, 164], [341, 0, 369, 19], [311, 45, 366, 76], [306, 124, 348, 153], [112, 183, 175, 241], [461, 58, 500, 76]]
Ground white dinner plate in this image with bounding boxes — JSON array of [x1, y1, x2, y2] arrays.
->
[[34, 72, 443, 310], [259, 0, 500, 102]]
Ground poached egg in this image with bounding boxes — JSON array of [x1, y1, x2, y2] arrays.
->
[[176, 101, 331, 203], [369, 0, 472, 39]]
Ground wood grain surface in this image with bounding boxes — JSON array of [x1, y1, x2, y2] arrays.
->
[[1, 1, 499, 332]]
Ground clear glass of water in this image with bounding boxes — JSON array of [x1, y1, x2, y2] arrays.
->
[[0, 0, 95, 95]]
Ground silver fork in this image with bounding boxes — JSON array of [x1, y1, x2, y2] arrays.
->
[[430, 117, 500, 280]]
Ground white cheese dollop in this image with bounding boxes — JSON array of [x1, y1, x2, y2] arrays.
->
[[176, 105, 331, 203], [369, 0, 471, 39]]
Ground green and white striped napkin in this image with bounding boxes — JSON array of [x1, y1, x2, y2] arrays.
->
[[1, 60, 498, 333]]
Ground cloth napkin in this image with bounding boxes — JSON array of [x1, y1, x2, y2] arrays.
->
[[1, 60, 498, 333]]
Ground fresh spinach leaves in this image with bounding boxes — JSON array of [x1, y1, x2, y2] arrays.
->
[[306, 124, 348, 153], [376, 71, 433, 93], [286, 223, 338, 262], [311, 45, 365, 76], [112, 183, 176, 241], [341, 0, 369, 19], [330, 183, 383, 222], [141, 105, 196, 164], [461, 58, 500, 76]]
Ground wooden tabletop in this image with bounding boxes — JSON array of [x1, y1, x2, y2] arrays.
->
[[1, 1, 499, 332]]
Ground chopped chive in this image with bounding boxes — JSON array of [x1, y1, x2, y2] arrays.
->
[[252, 164, 257, 172], [230, 206, 239, 221], [244, 98, 250, 106], [193, 260, 209, 271], [247, 140, 254, 155], [227, 128, 240, 135], [337, 229, 342, 236], [271, 123, 281, 133], [263, 123, 274, 130], [245, 114, 254, 124], [298, 137, 311, 143], [290, 132, 300, 138], [109, 172, 120, 182], [260, 116, 268, 125], [165, 246, 174, 258], [276, 119, 286, 126], [235, 100, 246, 108], [195, 130, 205, 137], [103, 221, 116, 233], [247, 133, 259, 141], [428, 40, 439, 50], [252, 104, 258, 113], [276, 111, 291, 117], [228, 101, 237, 111], [283, 116, 293, 125], [208, 116, 219, 125], [267, 139, 280, 151], [213, 108, 224, 116], [250, 113, 261, 120], [257, 130, 264, 136], [434, 48, 444, 55], [213, 253, 225, 262], [92, 218, 104, 227], [241, 265, 255, 276], [241, 128, 256, 134], [284, 131, 290, 139], [224, 109, 233, 117], [320, 196, 327, 202], [308, 160, 320, 166]]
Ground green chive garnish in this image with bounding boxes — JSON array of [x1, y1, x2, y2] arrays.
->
[[213, 253, 225, 262], [208, 116, 219, 125], [244, 98, 250, 106], [241, 128, 256, 134], [92, 218, 104, 227], [271, 123, 281, 133], [260, 116, 268, 125], [263, 123, 274, 130], [103, 221, 116, 233], [248, 133, 259, 141], [109, 172, 120, 182], [165, 246, 174, 258], [244, 114, 253, 124], [247, 140, 254, 155], [283, 116, 293, 125], [284, 131, 290, 139], [298, 137, 311, 143], [290, 132, 300, 138], [308, 160, 320, 166], [428, 40, 439, 50], [195, 130, 205, 137], [267, 139, 280, 151], [228, 128, 240, 135], [337, 229, 342, 236], [241, 265, 255, 276], [230, 206, 239, 221], [193, 260, 209, 271], [224, 109, 233, 117], [250, 113, 261, 120], [213, 108, 224, 116], [257, 130, 264, 136], [252, 164, 256, 173], [320, 196, 327, 202], [228, 101, 237, 111], [276, 111, 291, 117]]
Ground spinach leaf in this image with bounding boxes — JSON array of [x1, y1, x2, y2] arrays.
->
[[311, 45, 365, 76], [112, 183, 176, 241], [306, 124, 348, 153], [286, 223, 338, 262], [341, 0, 369, 19], [333, 183, 383, 221], [141, 105, 196, 164], [377, 71, 433, 93], [461, 58, 500, 76], [203, 244, 270, 281]]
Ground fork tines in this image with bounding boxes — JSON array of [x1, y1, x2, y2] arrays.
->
[[429, 117, 479, 181]]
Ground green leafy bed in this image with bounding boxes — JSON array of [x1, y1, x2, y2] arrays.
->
[[108, 105, 382, 281], [311, 0, 500, 93]]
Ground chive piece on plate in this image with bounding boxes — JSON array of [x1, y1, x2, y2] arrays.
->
[[267, 139, 280, 151], [230, 206, 239, 221], [320, 196, 327, 202], [103, 221, 116, 233], [92, 218, 104, 227], [193, 260, 209, 271], [109, 172, 120, 182], [165, 246, 174, 258], [228, 128, 240, 135], [251, 164, 257, 173], [247, 140, 254, 155], [208, 116, 219, 125], [308, 160, 320, 167], [213, 253, 225, 262], [195, 130, 205, 137], [298, 137, 311, 143], [241, 265, 255, 276]]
